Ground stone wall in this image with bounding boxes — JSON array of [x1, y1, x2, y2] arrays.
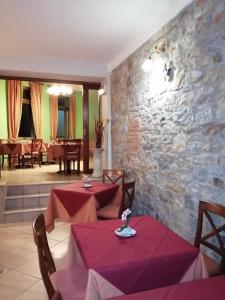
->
[[111, 0, 225, 240]]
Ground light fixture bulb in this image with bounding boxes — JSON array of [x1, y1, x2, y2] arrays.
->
[[47, 85, 73, 96], [141, 58, 154, 72], [98, 88, 105, 96]]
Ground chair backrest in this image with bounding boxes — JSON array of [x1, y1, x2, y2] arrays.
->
[[57, 139, 63, 144], [51, 138, 61, 144], [194, 200, 225, 274], [32, 214, 56, 299], [7, 138, 18, 143], [31, 138, 43, 153], [51, 290, 62, 300], [63, 138, 82, 144], [103, 169, 125, 185], [63, 142, 81, 160], [118, 181, 135, 218]]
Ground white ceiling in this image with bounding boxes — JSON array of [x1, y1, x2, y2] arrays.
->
[[0, 0, 192, 82]]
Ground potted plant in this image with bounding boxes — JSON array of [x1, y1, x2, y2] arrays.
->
[[92, 119, 104, 177], [95, 119, 104, 148]]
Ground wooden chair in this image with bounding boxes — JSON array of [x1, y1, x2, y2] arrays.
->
[[194, 200, 225, 276], [63, 140, 81, 175], [31, 138, 43, 167], [23, 138, 43, 167], [33, 214, 56, 299], [51, 291, 62, 300], [103, 169, 125, 185], [97, 181, 135, 220], [33, 213, 87, 300], [49, 137, 63, 167]]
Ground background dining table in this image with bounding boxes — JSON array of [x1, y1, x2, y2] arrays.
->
[[107, 275, 225, 300], [47, 143, 83, 162], [1, 142, 48, 167], [69, 215, 208, 300], [46, 143, 64, 162], [2, 142, 31, 167], [45, 181, 122, 232]]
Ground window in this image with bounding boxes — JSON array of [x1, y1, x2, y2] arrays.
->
[[57, 96, 69, 137], [18, 87, 35, 137]]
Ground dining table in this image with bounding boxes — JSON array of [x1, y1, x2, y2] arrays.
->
[[45, 181, 122, 232], [68, 216, 208, 300], [47, 143, 83, 161], [47, 143, 83, 173], [108, 275, 225, 300], [47, 143, 64, 163], [2, 142, 31, 167], [1, 142, 48, 168]]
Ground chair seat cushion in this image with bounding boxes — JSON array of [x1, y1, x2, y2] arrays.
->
[[203, 253, 220, 276], [97, 204, 120, 219], [50, 265, 87, 300], [24, 151, 39, 155]]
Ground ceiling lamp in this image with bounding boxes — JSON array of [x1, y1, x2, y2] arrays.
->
[[47, 85, 73, 96]]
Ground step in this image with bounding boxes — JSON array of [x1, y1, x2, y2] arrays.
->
[[5, 193, 50, 210], [6, 181, 72, 196], [6, 193, 49, 200], [4, 207, 46, 223]]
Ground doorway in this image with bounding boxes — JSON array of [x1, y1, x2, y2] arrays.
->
[[0, 77, 101, 174]]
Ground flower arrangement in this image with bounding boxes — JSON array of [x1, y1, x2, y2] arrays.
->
[[115, 208, 136, 236], [121, 208, 132, 227], [95, 119, 104, 148], [82, 175, 90, 187]]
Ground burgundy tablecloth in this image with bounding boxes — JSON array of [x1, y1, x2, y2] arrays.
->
[[72, 216, 201, 294], [47, 144, 64, 161], [47, 143, 83, 161], [108, 275, 225, 300], [2, 143, 22, 154], [53, 182, 119, 217], [1, 143, 45, 155]]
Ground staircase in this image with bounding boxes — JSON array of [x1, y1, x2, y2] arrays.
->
[[3, 181, 69, 223]]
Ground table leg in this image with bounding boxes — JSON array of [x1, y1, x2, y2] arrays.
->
[[66, 160, 71, 174], [77, 158, 80, 175], [8, 154, 12, 168], [0, 265, 4, 273]]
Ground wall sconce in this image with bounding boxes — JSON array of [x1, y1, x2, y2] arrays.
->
[[142, 36, 169, 72], [98, 84, 107, 96], [163, 62, 174, 82], [141, 36, 175, 96]]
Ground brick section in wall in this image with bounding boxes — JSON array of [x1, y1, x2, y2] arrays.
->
[[125, 120, 141, 156]]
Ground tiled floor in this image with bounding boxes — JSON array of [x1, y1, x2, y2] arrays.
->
[[1, 163, 84, 185], [0, 220, 71, 299], [0, 161, 95, 299]]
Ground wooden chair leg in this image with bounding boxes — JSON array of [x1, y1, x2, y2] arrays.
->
[[8, 154, 12, 168], [59, 158, 62, 172], [77, 159, 80, 175]]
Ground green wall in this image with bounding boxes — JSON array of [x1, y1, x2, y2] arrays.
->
[[23, 81, 29, 88], [75, 91, 83, 138], [0, 80, 8, 138], [89, 90, 99, 141], [0, 80, 98, 142]]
